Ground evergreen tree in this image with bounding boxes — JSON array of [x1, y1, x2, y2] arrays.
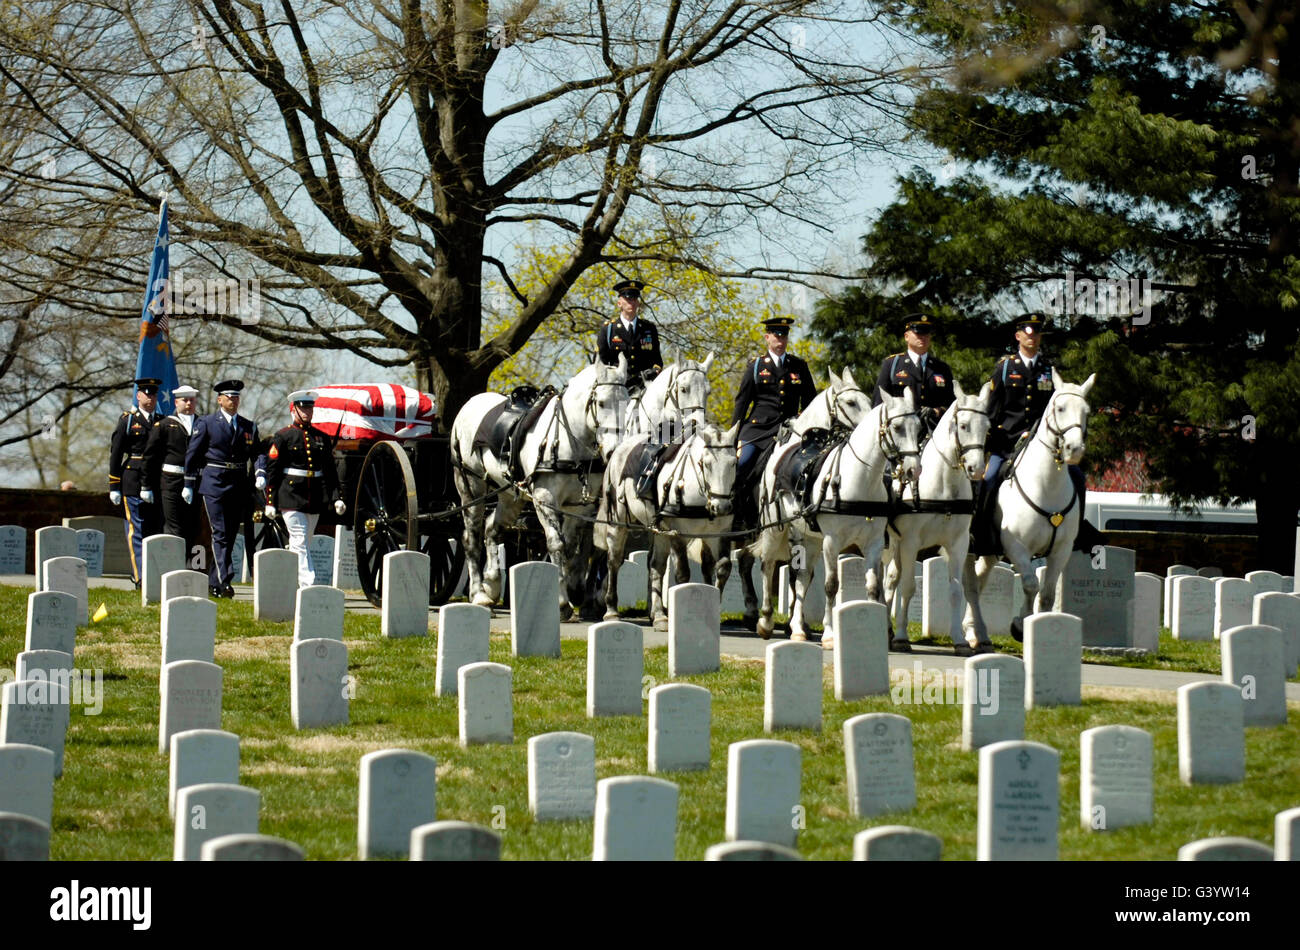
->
[[816, 0, 1300, 569]]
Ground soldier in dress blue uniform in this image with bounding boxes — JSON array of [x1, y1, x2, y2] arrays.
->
[[144, 384, 201, 559], [184, 380, 268, 597], [264, 391, 346, 588], [971, 314, 1093, 555], [108, 377, 164, 586], [871, 313, 956, 434], [597, 279, 663, 390], [731, 316, 819, 525]]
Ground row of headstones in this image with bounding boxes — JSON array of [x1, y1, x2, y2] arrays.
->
[[6, 523, 368, 590]]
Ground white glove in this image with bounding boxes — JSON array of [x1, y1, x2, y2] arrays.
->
[[140, 489, 155, 504], [109, 490, 122, 506], [264, 505, 277, 519], [182, 487, 194, 505], [334, 500, 346, 516], [254, 475, 266, 490]]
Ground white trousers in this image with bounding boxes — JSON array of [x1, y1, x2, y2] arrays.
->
[[282, 509, 320, 588]]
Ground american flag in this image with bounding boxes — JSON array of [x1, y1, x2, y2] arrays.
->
[[310, 384, 438, 441]]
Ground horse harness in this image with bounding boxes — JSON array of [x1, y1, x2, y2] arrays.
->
[[1005, 389, 1088, 553]]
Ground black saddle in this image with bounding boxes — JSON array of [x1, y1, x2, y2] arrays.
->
[[775, 427, 838, 509], [624, 440, 685, 503], [473, 385, 555, 480]]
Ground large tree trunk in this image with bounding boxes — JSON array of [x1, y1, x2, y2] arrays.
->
[[421, 356, 492, 436], [1254, 432, 1299, 573]]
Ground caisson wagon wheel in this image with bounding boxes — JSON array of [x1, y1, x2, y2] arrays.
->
[[421, 529, 466, 606], [354, 440, 419, 607]]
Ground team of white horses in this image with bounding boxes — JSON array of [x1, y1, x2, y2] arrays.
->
[[450, 352, 1095, 655]]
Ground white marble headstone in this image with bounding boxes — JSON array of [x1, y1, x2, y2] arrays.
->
[[308, 534, 335, 585], [358, 748, 437, 859], [1220, 624, 1287, 726], [294, 586, 346, 642], [0, 813, 49, 860], [254, 548, 300, 622], [409, 821, 501, 861], [161, 569, 209, 603], [705, 841, 801, 861], [1133, 572, 1161, 654], [75, 529, 104, 578], [458, 662, 513, 745], [852, 825, 942, 861], [593, 776, 678, 861], [510, 561, 561, 657], [844, 713, 916, 818], [332, 525, 360, 590], [1164, 564, 1195, 628], [961, 654, 1025, 751], [1177, 837, 1273, 861], [0, 743, 55, 827], [15, 650, 73, 684], [1253, 592, 1300, 679], [647, 683, 711, 774], [292, 638, 349, 729], [168, 728, 240, 817], [587, 621, 643, 717], [1024, 612, 1081, 708], [1059, 547, 1136, 648], [25, 591, 76, 656], [617, 550, 649, 609], [161, 596, 217, 665], [977, 739, 1059, 861], [832, 600, 889, 700], [41, 557, 87, 627], [1171, 574, 1214, 641], [158, 660, 223, 754], [528, 731, 596, 821], [725, 739, 801, 848], [983, 565, 1016, 638], [1080, 725, 1153, 831], [142, 534, 186, 605], [764, 641, 823, 732], [435, 603, 491, 697], [201, 833, 305, 861], [1275, 806, 1300, 861], [34, 526, 76, 592], [1213, 577, 1253, 639], [1, 680, 70, 777], [174, 782, 259, 861], [921, 556, 951, 640], [667, 583, 720, 676], [1177, 681, 1244, 784], [836, 555, 868, 606], [0, 524, 25, 574]]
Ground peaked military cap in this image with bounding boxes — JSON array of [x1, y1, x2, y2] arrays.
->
[[613, 279, 646, 298], [214, 379, 245, 395]]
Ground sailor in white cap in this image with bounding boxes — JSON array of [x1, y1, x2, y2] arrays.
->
[[265, 390, 345, 588], [145, 383, 203, 555], [185, 379, 268, 597]]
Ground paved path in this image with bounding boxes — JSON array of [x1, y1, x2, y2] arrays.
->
[[7, 574, 1299, 699]]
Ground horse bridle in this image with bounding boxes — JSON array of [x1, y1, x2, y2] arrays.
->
[[1040, 390, 1090, 466], [666, 366, 709, 423], [935, 404, 991, 472], [661, 433, 735, 516], [876, 400, 923, 476], [829, 384, 868, 430]]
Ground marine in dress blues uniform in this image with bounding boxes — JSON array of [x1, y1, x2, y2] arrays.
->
[[184, 380, 268, 597], [597, 279, 663, 390], [872, 313, 956, 434], [264, 391, 345, 588], [731, 316, 819, 523], [107, 377, 164, 586], [144, 384, 201, 558]]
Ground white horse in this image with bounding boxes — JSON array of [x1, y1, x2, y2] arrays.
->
[[962, 368, 1095, 641], [600, 420, 740, 630], [751, 387, 923, 641], [451, 357, 630, 618], [879, 382, 993, 654], [624, 353, 714, 443], [716, 367, 874, 629]]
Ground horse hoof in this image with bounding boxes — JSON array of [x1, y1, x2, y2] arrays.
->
[[1010, 618, 1024, 642], [603, 610, 619, 622], [559, 603, 574, 622], [890, 638, 913, 653], [790, 631, 807, 642], [472, 592, 495, 608], [953, 641, 974, 657], [742, 612, 758, 632], [757, 617, 774, 639], [821, 636, 836, 652], [653, 618, 669, 632], [973, 640, 997, 654]]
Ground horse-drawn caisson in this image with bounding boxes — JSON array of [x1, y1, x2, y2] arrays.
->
[[310, 331, 1095, 658]]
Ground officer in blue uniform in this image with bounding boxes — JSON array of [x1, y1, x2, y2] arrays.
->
[[144, 383, 201, 558], [184, 380, 268, 597], [597, 279, 663, 390], [871, 313, 956, 434], [731, 316, 819, 525], [107, 377, 164, 586]]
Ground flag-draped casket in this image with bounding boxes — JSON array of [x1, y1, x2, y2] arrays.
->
[[309, 384, 438, 442]]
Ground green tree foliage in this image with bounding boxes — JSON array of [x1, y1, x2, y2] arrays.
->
[[815, 0, 1300, 568]]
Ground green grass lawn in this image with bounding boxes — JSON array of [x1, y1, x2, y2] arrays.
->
[[4, 586, 1297, 860]]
